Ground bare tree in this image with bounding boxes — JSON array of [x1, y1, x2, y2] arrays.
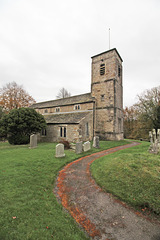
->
[[0, 82, 36, 112], [124, 85, 160, 140], [136, 86, 160, 127], [56, 87, 71, 99]]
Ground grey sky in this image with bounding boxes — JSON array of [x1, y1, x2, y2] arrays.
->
[[0, 0, 160, 107]]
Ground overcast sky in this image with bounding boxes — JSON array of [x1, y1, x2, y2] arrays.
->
[[0, 0, 160, 107]]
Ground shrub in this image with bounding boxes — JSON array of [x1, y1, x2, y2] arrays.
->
[[59, 139, 70, 149], [0, 108, 46, 145], [8, 134, 30, 145]]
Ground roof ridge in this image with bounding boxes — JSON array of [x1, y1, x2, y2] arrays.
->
[[34, 92, 92, 105], [31, 92, 94, 108], [44, 110, 92, 116]]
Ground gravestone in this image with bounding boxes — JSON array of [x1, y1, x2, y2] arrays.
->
[[149, 131, 153, 144], [56, 143, 65, 158], [158, 129, 160, 146], [149, 129, 160, 154], [76, 142, 83, 154], [83, 141, 91, 152], [70, 143, 76, 151], [30, 134, 37, 149], [152, 129, 156, 143], [93, 136, 100, 148]]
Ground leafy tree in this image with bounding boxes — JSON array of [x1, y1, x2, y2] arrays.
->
[[0, 107, 6, 140], [0, 106, 4, 119], [0, 82, 36, 112], [0, 108, 46, 145], [56, 87, 71, 99]]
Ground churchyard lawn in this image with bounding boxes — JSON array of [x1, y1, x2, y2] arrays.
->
[[0, 140, 159, 239], [0, 140, 129, 240], [91, 141, 160, 220]]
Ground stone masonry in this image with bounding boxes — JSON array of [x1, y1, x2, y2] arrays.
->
[[91, 49, 123, 140], [31, 48, 124, 142]]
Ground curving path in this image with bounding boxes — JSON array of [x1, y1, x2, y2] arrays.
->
[[55, 142, 160, 240]]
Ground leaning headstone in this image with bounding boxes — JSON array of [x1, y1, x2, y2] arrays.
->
[[30, 134, 37, 149], [83, 141, 91, 152], [56, 143, 65, 158], [93, 136, 100, 148], [76, 142, 83, 154]]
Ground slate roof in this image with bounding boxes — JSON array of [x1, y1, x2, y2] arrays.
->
[[31, 93, 94, 109], [44, 110, 92, 124]]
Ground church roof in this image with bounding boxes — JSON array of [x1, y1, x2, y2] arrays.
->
[[44, 110, 92, 124], [31, 93, 94, 109]]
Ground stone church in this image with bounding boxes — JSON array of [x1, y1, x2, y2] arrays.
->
[[31, 48, 123, 142]]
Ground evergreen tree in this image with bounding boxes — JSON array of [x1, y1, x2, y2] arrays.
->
[[0, 108, 46, 145]]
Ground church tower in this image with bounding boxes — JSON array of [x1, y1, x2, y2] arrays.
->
[[91, 48, 123, 140]]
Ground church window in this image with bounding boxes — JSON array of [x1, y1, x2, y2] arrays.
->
[[60, 127, 67, 138], [44, 109, 48, 113], [100, 64, 105, 75], [74, 104, 80, 110], [56, 107, 60, 112], [101, 94, 105, 101], [118, 66, 121, 77], [60, 127, 63, 137], [41, 128, 47, 136], [64, 127, 66, 137], [118, 118, 122, 132], [86, 122, 89, 136]]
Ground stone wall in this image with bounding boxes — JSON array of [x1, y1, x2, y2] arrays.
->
[[95, 108, 114, 134], [79, 111, 93, 142], [38, 124, 80, 143], [91, 51, 119, 83], [91, 81, 114, 108], [36, 102, 94, 115], [38, 119, 93, 143]]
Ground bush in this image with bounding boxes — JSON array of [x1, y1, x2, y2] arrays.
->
[[0, 108, 46, 145], [59, 139, 70, 149], [8, 134, 30, 145]]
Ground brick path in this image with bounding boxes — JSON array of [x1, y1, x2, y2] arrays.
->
[[55, 142, 160, 240]]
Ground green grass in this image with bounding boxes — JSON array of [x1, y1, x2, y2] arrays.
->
[[0, 140, 129, 240], [91, 141, 160, 218]]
